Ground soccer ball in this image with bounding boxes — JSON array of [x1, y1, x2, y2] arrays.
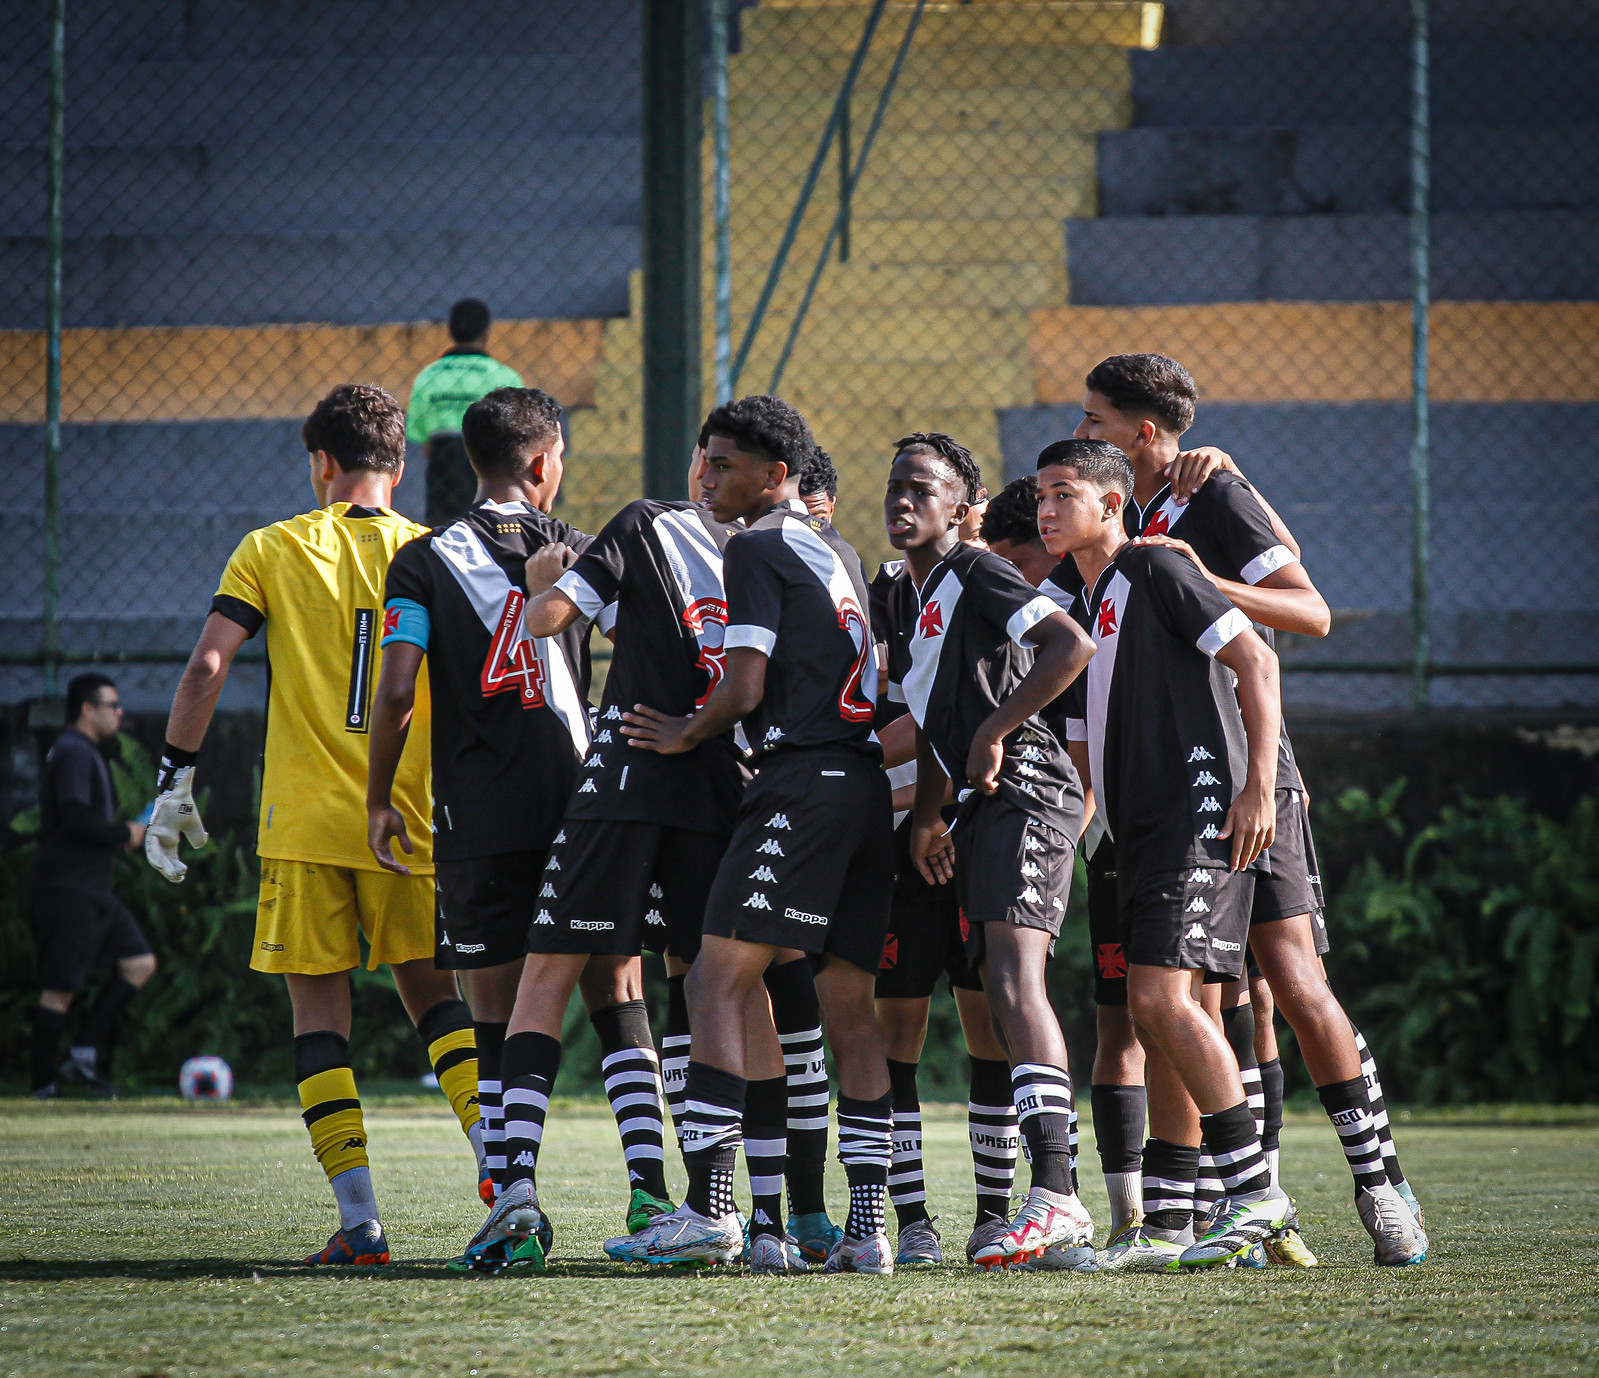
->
[[179, 1055, 234, 1103]]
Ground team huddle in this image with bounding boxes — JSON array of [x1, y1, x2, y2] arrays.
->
[[142, 352, 1429, 1276]]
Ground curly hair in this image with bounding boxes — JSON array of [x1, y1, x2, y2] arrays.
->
[[302, 382, 406, 473], [980, 475, 1041, 546], [799, 446, 839, 500], [892, 432, 984, 505], [703, 395, 815, 479]]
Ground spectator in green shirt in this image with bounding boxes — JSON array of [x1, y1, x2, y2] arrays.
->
[[406, 299, 525, 525]]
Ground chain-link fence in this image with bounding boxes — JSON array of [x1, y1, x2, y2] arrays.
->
[[3, 0, 1597, 718]]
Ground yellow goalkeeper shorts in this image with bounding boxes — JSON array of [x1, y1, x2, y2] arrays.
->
[[252, 859, 437, 975]]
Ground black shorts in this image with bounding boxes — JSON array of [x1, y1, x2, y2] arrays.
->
[[876, 820, 981, 999], [702, 747, 893, 974], [436, 850, 547, 969], [527, 820, 725, 963], [1085, 833, 1127, 1007], [952, 793, 1075, 970], [1121, 865, 1254, 980], [1251, 789, 1330, 954], [31, 879, 151, 994]]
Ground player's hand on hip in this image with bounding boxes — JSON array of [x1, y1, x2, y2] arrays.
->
[[1166, 446, 1238, 504], [910, 817, 955, 886], [144, 766, 208, 883], [525, 541, 577, 597], [368, 805, 413, 875], [621, 704, 696, 754], [1219, 782, 1276, 871], [965, 732, 1004, 797]]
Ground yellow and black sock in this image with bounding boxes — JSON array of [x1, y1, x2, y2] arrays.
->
[[295, 1030, 378, 1229], [418, 998, 481, 1139]]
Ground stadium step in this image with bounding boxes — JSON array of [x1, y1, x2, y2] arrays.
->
[[744, 3, 1165, 51], [726, 42, 1136, 97], [723, 88, 1129, 135]]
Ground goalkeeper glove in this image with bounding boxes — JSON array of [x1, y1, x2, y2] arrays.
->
[[145, 745, 208, 883]]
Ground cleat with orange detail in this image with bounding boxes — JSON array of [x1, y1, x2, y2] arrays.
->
[[304, 1221, 390, 1266], [971, 1187, 1093, 1271]]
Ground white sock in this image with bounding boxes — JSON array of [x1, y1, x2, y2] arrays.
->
[[330, 1165, 380, 1232], [1105, 1170, 1142, 1235], [1266, 1146, 1281, 1189], [468, 1121, 488, 1178]]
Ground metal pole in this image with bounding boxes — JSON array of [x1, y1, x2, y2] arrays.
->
[[641, 0, 702, 499], [1409, 0, 1430, 717], [711, 0, 732, 405], [838, 98, 851, 263], [43, 0, 65, 702]]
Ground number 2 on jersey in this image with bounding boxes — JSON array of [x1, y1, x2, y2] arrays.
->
[[837, 602, 875, 723], [481, 589, 547, 707]]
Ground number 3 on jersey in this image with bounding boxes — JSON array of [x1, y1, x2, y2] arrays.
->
[[481, 589, 547, 707]]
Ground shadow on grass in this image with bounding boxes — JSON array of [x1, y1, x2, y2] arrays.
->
[[0, 1256, 753, 1282]]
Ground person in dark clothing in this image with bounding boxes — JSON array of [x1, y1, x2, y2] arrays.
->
[[30, 673, 155, 1097]]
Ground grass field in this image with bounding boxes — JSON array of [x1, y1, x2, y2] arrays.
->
[[2, 1098, 1596, 1377]]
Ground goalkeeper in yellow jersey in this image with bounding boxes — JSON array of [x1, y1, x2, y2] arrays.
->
[[147, 383, 484, 1265]]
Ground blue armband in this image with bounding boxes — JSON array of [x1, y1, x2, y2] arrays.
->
[[381, 598, 430, 650]]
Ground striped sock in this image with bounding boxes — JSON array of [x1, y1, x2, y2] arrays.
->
[[765, 957, 830, 1217], [1353, 1027, 1410, 1189], [1067, 1098, 1081, 1194], [473, 1021, 507, 1195], [744, 1075, 788, 1239], [683, 1061, 744, 1219], [887, 1059, 928, 1229], [1222, 1003, 1265, 1138], [837, 1092, 892, 1239], [1011, 1062, 1075, 1196], [968, 1056, 1019, 1224], [500, 1031, 562, 1193], [1141, 1137, 1199, 1238], [660, 974, 691, 1152], [1193, 1152, 1224, 1228], [591, 1000, 669, 1201], [1318, 1075, 1389, 1193], [418, 999, 481, 1142], [1201, 1100, 1270, 1197], [295, 1031, 375, 1228]]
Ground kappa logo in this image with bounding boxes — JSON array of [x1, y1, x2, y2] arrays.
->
[[1188, 746, 1216, 763], [1021, 860, 1043, 878], [1187, 868, 1213, 884], [512, 1150, 537, 1167], [1214, 937, 1242, 952], [1017, 763, 1043, 779], [454, 941, 486, 954], [784, 906, 827, 926], [749, 864, 778, 882], [1193, 770, 1220, 786], [919, 600, 944, 638], [1185, 896, 1211, 914], [752, 1208, 775, 1226], [585, 755, 603, 768], [1024, 834, 1046, 853], [756, 839, 785, 856], [1021, 884, 1042, 904], [534, 910, 555, 925], [1018, 780, 1037, 796], [645, 909, 666, 926], [742, 892, 773, 911], [578, 779, 598, 794], [546, 856, 560, 870], [1185, 922, 1207, 940], [570, 920, 615, 931], [553, 829, 566, 844], [342, 1137, 366, 1152], [766, 813, 791, 830], [594, 729, 612, 744], [602, 706, 623, 721], [1020, 745, 1046, 763], [650, 883, 664, 898], [539, 883, 557, 898], [1197, 796, 1222, 812], [1096, 597, 1118, 638], [1052, 897, 1065, 912], [1199, 823, 1221, 840], [763, 726, 785, 744]]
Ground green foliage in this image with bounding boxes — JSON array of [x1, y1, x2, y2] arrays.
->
[[1316, 784, 1599, 1105]]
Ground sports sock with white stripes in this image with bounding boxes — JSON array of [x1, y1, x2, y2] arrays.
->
[[1199, 1100, 1271, 1198], [590, 1000, 669, 1201], [764, 956, 830, 1217], [837, 1092, 893, 1239], [1317, 1075, 1389, 1194], [1352, 1027, 1411, 1189], [499, 1031, 562, 1193], [1222, 1003, 1264, 1137], [682, 1061, 744, 1219], [1141, 1137, 1199, 1239], [744, 1075, 788, 1239], [660, 974, 691, 1151], [887, 1059, 929, 1229], [1091, 1083, 1146, 1234], [968, 1056, 1019, 1224], [1011, 1063, 1075, 1196], [473, 1020, 508, 1194], [1258, 1056, 1284, 1186]]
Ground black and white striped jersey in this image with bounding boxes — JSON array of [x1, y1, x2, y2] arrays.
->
[[884, 541, 1083, 835], [554, 498, 746, 834], [1059, 544, 1258, 895], [723, 500, 880, 764]]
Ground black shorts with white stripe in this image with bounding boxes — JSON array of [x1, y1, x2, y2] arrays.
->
[[951, 793, 1074, 967], [1250, 788, 1331, 955], [701, 747, 894, 973], [1120, 865, 1254, 979], [524, 818, 725, 962]]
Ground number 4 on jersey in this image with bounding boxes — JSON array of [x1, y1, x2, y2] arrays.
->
[[481, 589, 547, 707]]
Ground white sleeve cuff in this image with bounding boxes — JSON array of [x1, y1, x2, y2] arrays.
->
[[886, 761, 917, 790], [1197, 607, 1252, 657], [1240, 544, 1296, 586], [724, 624, 776, 656], [1038, 576, 1075, 613], [887, 680, 906, 704], [1006, 595, 1060, 646], [553, 569, 606, 621], [597, 601, 618, 636], [1064, 717, 1089, 743]]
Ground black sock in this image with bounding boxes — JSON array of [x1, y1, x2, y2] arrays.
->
[[1199, 1100, 1270, 1197], [682, 1061, 744, 1219], [31, 1005, 67, 1091], [1141, 1137, 1200, 1236], [1317, 1075, 1389, 1194], [590, 1000, 669, 1201], [837, 1092, 892, 1239], [1011, 1062, 1075, 1196], [1221, 1003, 1263, 1138], [743, 1076, 788, 1238], [764, 956, 829, 1218], [473, 1021, 508, 1191], [886, 1059, 929, 1228], [968, 1055, 1018, 1225], [1091, 1083, 1146, 1175], [500, 1031, 562, 1193], [660, 974, 691, 1151], [79, 976, 139, 1072], [1259, 1057, 1284, 1152]]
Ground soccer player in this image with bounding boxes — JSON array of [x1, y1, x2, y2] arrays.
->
[[800, 446, 838, 522], [146, 383, 483, 1266], [29, 674, 153, 1099], [619, 395, 898, 1275], [367, 387, 635, 1212], [406, 298, 525, 526], [1073, 355, 1427, 1266], [980, 475, 1057, 586], [883, 432, 1098, 1271]]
